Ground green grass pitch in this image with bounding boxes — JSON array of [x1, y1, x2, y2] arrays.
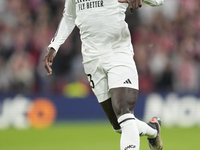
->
[[0, 121, 199, 150]]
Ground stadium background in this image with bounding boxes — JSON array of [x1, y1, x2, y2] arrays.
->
[[0, 0, 200, 149]]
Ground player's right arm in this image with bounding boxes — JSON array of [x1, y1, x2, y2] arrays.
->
[[44, 0, 76, 75]]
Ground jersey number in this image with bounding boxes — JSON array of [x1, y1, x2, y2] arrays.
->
[[87, 74, 95, 89]]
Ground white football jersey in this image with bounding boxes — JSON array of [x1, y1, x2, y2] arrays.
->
[[48, 0, 164, 62], [48, 0, 133, 62]]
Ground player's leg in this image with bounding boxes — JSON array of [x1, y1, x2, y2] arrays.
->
[[104, 51, 162, 150], [110, 87, 140, 150], [108, 87, 163, 150], [103, 52, 157, 136], [100, 97, 158, 137]]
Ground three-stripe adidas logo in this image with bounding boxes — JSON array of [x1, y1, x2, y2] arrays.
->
[[124, 79, 132, 84]]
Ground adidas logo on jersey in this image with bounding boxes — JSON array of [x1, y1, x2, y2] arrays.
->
[[124, 79, 132, 84]]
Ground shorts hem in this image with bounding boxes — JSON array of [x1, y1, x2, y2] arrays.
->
[[95, 93, 111, 103]]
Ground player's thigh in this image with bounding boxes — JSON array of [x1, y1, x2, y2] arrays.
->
[[110, 87, 139, 118]]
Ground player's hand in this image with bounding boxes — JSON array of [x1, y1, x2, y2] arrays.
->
[[44, 48, 56, 75], [118, 0, 142, 13]]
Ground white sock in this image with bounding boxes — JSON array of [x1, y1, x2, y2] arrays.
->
[[135, 118, 157, 138], [118, 113, 140, 150]]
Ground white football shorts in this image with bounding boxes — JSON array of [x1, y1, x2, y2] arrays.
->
[[83, 52, 139, 103]]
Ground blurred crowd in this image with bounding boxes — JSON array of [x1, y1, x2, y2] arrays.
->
[[0, 0, 199, 95]]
